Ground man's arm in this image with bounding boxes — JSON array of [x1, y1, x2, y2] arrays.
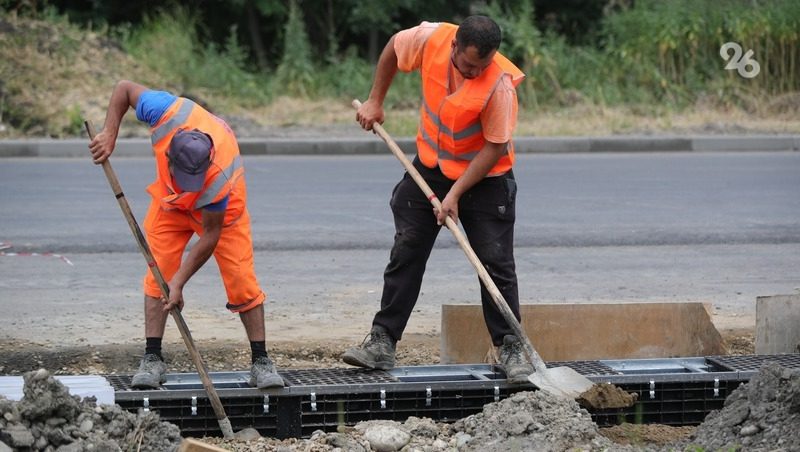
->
[[88, 80, 148, 164], [356, 35, 399, 131], [162, 208, 224, 312], [435, 141, 507, 225]]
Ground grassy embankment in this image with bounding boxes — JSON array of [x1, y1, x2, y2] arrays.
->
[[1, 1, 798, 139]]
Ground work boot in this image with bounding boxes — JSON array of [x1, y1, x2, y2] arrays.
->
[[131, 353, 167, 389], [498, 335, 534, 384], [249, 356, 285, 389], [341, 325, 396, 370]]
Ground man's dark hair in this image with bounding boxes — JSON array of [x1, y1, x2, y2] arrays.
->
[[455, 15, 501, 59]]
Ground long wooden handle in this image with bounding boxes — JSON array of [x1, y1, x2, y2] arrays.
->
[[352, 100, 547, 373], [84, 121, 234, 438]]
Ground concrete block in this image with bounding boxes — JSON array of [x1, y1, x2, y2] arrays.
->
[[440, 302, 725, 363], [756, 294, 800, 354]]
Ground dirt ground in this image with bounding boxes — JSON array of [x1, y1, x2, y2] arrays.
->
[[0, 330, 753, 377]]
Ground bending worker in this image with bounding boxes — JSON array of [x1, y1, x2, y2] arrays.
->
[[88, 80, 283, 389], [343, 16, 533, 383]]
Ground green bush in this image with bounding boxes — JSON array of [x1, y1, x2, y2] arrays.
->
[[274, 0, 316, 98], [119, 6, 269, 105], [481, 0, 800, 110], [602, 0, 800, 106]]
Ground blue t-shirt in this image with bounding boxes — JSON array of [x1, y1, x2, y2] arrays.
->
[[136, 90, 178, 127], [203, 196, 229, 212], [137, 90, 229, 211]]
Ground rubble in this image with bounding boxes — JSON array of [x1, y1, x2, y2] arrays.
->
[[684, 362, 800, 451], [0, 369, 181, 451], [452, 390, 623, 451]]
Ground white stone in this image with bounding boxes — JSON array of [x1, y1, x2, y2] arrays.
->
[[234, 427, 261, 441], [455, 432, 472, 448], [364, 425, 411, 452]]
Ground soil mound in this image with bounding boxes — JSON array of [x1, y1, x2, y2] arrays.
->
[[452, 390, 626, 451], [578, 382, 638, 409], [0, 368, 181, 451], [686, 362, 800, 451]]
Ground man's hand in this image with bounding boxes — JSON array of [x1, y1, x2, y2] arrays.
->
[[88, 80, 147, 164], [163, 280, 185, 312], [88, 128, 117, 164], [161, 209, 223, 314], [435, 192, 460, 225], [356, 98, 385, 131]]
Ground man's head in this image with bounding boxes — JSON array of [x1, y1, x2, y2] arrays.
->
[[451, 15, 502, 79], [168, 129, 213, 192]]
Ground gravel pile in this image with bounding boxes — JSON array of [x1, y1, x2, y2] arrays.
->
[[684, 362, 800, 451], [0, 369, 181, 451], [453, 390, 627, 452], [205, 391, 640, 452]]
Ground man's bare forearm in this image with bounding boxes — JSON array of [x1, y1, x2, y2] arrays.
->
[[367, 35, 399, 105], [448, 141, 507, 198]]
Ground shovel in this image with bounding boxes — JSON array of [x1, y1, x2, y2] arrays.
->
[[84, 121, 235, 438], [352, 100, 595, 399]]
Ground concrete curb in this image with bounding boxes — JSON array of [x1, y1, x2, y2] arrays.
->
[[0, 135, 798, 157]]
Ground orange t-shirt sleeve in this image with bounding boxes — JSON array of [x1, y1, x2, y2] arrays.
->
[[394, 22, 439, 72], [481, 75, 518, 144]]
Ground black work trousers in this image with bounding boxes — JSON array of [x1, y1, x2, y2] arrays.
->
[[372, 157, 521, 346]]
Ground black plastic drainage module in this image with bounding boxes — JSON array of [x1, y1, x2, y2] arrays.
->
[[105, 354, 800, 438]]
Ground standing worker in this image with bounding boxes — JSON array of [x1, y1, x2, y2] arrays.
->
[[343, 15, 534, 383], [88, 80, 284, 389]]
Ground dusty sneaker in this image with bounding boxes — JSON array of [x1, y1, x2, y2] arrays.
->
[[341, 325, 396, 370], [249, 356, 284, 389], [131, 353, 167, 389], [498, 335, 534, 384]]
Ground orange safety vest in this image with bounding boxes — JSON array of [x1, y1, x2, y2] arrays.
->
[[146, 98, 246, 226], [417, 23, 525, 180]]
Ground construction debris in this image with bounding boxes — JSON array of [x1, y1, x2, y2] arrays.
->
[[683, 362, 800, 450], [0, 369, 181, 451]]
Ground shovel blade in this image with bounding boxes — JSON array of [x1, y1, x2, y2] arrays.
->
[[528, 366, 595, 399]]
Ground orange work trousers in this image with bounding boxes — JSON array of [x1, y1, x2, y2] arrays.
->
[[142, 200, 266, 313]]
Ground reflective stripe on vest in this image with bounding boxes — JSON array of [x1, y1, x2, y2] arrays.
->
[[151, 99, 195, 146], [195, 156, 243, 206], [420, 127, 481, 161], [422, 101, 482, 141], [421, 126, 509, 176]]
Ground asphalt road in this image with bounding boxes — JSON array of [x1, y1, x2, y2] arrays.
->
[[1, 151, 799, 345]]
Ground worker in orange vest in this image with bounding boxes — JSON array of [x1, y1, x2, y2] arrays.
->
[[89, 80, 283, 389], [343, 16, 534, 383]]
